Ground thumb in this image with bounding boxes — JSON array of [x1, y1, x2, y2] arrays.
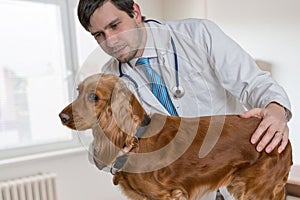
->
[[240, 108, 263, 119]]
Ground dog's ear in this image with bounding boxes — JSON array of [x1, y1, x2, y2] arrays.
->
[[92, 125, 125, 168], [110, 79, 138, 137]]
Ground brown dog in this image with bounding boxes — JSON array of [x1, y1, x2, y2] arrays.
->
[[59, 73, 292, 200]]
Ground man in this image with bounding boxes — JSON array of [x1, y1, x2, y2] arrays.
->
[[77, 0, 292, 199]]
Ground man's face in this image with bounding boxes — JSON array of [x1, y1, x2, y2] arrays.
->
[[89, 1, 146, 63]]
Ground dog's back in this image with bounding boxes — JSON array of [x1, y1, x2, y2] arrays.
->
[[114, 114, 292, 200]]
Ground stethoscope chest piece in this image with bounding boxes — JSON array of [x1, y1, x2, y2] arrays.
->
[[172, 86, 185, 98]]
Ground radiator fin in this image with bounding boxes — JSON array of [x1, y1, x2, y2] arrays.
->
[[0, 173, 57, 200]]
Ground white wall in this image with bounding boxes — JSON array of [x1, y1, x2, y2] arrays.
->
[[162, 0, 300, 166], [162, 0, 207, 20], [135, 0, 164, 20]]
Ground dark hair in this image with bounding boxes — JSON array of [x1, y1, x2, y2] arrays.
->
[[78, 0, 145, 31]]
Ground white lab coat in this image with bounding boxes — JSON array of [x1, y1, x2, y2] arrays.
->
[[101, 19, 291, 118], [89, 19, 291, 199]]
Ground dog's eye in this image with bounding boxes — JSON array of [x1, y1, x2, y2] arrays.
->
[[88, 93, 99, 102]]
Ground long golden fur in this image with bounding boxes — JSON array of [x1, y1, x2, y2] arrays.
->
[[59, 73, 292, 200]]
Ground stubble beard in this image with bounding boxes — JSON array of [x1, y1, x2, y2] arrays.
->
[[117, 22, 145, 63]]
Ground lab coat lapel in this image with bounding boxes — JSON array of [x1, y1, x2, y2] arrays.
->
[[138, 84, 170, 115], [120, 63, 169, 115], [148, 22, 176, 97]]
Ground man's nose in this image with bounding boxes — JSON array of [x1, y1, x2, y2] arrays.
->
[[105, 32, 119, 47]]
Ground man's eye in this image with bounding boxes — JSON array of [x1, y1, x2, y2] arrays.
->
[[110, 21, 121, 30], [94, 32, 104, 40], [111, 23, 118, 29], [88, 93, 99, 102]]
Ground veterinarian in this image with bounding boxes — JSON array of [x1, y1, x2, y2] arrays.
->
[[77, 0, 292, 199]]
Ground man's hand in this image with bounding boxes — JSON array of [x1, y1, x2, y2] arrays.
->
[[240, 102, 288, 153]]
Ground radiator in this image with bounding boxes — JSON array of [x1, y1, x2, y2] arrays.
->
[[0, 173, 57, 200]]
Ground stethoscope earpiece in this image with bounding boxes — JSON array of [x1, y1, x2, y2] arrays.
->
[[172, 86, 185, 98]]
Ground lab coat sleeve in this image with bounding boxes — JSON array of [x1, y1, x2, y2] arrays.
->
[[199, 19, 292, 120]]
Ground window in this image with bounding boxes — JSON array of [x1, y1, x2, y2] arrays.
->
[[0, 0, 104, 160]]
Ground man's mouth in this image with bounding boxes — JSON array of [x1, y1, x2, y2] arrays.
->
[[111, 45, 127, 57]]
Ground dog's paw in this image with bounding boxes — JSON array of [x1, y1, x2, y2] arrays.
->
[[171, 189, 184, 200], [125, 136, 139, 149]]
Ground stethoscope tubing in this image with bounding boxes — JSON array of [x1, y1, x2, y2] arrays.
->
[[170, 36, 179, 88]]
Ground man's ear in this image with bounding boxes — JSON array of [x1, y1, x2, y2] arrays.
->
[[133, 3, 143, 23]]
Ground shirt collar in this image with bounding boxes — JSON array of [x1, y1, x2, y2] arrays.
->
[[129, 21, 172, 67]]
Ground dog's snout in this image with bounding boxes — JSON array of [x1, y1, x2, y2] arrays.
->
[[59, 112, 71, 123]]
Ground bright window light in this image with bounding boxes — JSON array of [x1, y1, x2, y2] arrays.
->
[[0, 0, 71, 152]]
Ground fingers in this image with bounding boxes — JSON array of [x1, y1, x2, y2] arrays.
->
[[278, 126, 289, 153], [240, 108, 263, 119], [243, 105, 289, 154], [263, 127, 288, 153], [268, 130, 285, 152], [252, 119, 288, 153], [250, 118, 268, 145]]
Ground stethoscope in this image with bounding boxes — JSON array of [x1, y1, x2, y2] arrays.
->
[[118, 19, 185, 99]]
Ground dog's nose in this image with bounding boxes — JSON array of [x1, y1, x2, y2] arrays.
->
[[59, 112, 70, 123]]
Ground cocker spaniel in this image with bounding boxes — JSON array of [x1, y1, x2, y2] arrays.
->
[[59, 73, 292, 200]]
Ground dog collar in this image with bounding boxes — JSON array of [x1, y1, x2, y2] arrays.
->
[[110, 114, 151, 175]]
